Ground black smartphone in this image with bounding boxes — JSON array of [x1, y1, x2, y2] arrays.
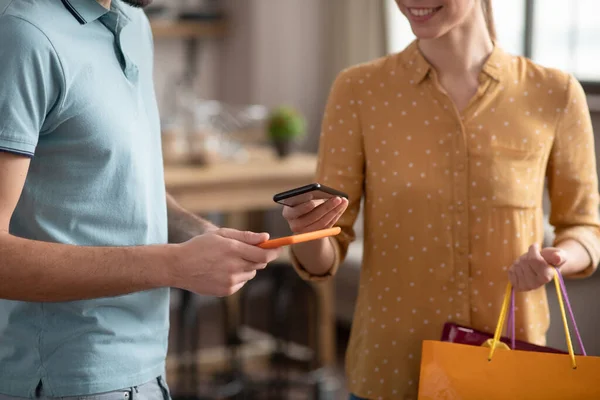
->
[[273, 183, 349, 207]]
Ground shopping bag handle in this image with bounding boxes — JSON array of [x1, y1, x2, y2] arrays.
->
[[489, 267, 585, 369], [505, 270, 586, 356], [556, 270, 586, 356]]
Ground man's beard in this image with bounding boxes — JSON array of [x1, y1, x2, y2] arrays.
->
[[121, 0, 153, 7]]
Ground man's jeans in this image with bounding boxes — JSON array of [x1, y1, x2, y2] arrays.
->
[[0, 376, 170, 400]]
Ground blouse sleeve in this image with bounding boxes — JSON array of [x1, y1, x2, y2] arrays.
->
[[291, 67, 365, 281], [547, 74, 600, 278]]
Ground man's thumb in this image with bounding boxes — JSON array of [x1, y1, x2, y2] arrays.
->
[[218, 228, 270, 245]]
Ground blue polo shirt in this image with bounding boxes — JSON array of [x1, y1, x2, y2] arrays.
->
[[0, 0, 169, 396]]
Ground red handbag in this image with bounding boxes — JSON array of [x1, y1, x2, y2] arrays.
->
[[440, 322, 567, 354]]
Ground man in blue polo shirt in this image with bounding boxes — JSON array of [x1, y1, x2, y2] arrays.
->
[[0, 0, 281, 398]]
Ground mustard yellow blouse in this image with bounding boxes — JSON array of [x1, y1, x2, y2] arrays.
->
[[293, 41, 600, 400]]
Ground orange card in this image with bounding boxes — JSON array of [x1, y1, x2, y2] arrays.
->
[[258, 227, 342, 249]]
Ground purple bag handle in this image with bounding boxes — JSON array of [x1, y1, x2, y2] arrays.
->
[[505, 267, 586, 356], [556, 269, 587, 355]]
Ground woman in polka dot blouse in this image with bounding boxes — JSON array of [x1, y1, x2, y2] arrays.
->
[[282, 0, 600, 399]]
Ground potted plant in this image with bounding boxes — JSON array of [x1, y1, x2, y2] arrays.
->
[[267, 106, 306, 158]]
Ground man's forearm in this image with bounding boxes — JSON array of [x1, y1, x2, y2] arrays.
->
[[166, 192, 218, 244], [0, 232, 173, 302], [0, 193, 214, 302]]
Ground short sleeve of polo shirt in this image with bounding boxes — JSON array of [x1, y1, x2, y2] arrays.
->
[[0, 15, 64, 156]]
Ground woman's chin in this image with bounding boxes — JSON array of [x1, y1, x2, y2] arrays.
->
[[411, 26, 445, 40]]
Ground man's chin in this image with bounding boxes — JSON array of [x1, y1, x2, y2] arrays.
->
[[121, 0, 153, 8]]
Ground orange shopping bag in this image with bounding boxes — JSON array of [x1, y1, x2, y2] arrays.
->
[[417, 269, 600, 400]]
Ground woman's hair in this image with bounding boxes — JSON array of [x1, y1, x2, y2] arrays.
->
[[481, 0, 496, 41]]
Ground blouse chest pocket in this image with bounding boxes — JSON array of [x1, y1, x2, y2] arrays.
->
[[471, 132, 552, 209]]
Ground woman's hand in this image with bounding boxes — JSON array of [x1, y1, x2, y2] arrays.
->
[[282, 196, 348, 234], [508, 243, 567, 291]]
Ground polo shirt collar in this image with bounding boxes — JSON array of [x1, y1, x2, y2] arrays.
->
[[61, 0, 109, 25]]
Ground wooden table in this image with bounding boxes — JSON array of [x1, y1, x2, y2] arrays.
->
[[165, 146, 318, 214], [164, 146, 336, 370]]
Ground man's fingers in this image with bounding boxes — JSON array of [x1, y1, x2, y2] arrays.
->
[[218, 228, 270, 245], [231, 242, 280, 264], [240, 260, 271, 272], [223, 281, 247, 297], [234, 270, 257, 285]]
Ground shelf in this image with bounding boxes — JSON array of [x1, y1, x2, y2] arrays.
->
[[150, 19, 228, 39]]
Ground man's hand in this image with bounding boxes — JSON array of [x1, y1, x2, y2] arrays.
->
[[508, 244, 567, 291], [169, 228, 281, 296]]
